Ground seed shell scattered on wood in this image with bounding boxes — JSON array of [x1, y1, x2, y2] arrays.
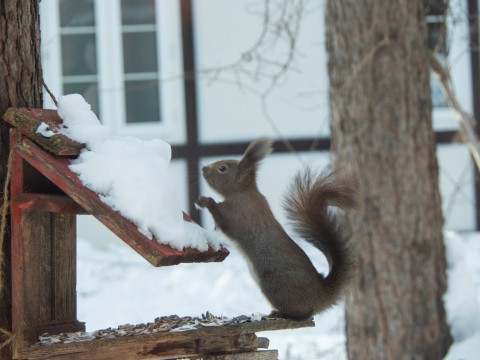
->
[[37, 312, 277, 345]]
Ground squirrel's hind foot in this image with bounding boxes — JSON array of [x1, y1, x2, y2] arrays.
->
[[267, 309, 314, 322]]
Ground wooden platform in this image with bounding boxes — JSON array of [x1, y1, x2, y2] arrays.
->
[[16, 315, 315, 360]]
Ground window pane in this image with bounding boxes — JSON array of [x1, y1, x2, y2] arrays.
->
[[425, 0, 448, 16], [125, 80, 160, 123], [60, 0, 95, 27], [63, 82, 99, 116], [62, 34, 97, 76], [431, 77, 448, 108], [123, 32, 157, 73], [427, 22, 446, 53], [121, 0, 155, 25]]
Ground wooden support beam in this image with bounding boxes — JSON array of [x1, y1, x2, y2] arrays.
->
[[11, 193, 87, 214], [12, 134, 228, 266], [2, 108, 83, 156]]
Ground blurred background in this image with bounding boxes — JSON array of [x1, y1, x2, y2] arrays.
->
[[40, 0, 476, 234], [38, 0, 480, 358]]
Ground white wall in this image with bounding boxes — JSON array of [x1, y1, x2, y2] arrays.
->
[[193, 0, 330, 143]]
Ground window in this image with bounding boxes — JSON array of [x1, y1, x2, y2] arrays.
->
[[41, 0, 186, 142], [121, 0, 160, 124], [426, 1, 449, 109], [59, 0, 99, 114]]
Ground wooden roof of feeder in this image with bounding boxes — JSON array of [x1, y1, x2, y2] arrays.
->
[[3, 107, 229, 266]]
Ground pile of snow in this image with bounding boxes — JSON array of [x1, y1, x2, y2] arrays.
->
[[443, 232, 480, 341], [36, 122, 55, 138], [53, 94, 225, 251], [443, 232, 480, 360]]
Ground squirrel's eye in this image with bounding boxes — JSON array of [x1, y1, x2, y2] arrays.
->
[[218, 164, 228, 173]]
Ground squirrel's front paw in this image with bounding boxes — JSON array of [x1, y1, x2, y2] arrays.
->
[[195, 196, 216, 209]]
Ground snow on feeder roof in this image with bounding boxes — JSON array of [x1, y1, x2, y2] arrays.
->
[[3, 95, 229, 266]]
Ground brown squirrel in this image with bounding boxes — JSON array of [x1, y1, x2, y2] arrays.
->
[[196, 138, 357, 321]]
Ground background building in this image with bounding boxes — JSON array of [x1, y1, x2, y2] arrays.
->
[[40, 0, 476, 243]]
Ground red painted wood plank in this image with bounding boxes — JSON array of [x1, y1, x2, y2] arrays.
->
[[10, 136, 26, 345], [11, 193, 88, 214], [2, 108, 83, 156], [12, 136, 229, 266]]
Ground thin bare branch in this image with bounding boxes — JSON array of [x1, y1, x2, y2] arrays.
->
[[430, 52, 480, 172]]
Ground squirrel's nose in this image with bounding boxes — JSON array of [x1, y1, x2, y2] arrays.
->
[[202, 166, 209, 173]]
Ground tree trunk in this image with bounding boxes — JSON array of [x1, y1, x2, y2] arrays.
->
[[326, 1, 452, 359], [0, 0, 43, 358]]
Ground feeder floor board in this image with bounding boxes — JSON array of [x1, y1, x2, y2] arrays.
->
[[16, 316, 314, 360]]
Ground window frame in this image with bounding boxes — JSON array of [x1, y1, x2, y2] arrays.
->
[[40, 0, 186, 143]]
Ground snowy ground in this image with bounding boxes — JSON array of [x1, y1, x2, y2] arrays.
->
[[76, 229, 480, 360]]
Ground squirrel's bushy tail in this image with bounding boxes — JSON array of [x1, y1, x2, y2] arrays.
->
[[283, 167, 357, 307]]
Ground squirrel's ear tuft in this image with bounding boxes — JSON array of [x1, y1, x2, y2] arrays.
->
[[238, 137, 273, 173]]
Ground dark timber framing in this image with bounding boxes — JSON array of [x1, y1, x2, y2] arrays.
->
[[176, 0, 477, 228], [179, 0, 201, 222], [468, 0, 480, 229]]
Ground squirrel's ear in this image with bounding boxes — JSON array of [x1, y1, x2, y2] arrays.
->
[[238, 137, 273, 173]]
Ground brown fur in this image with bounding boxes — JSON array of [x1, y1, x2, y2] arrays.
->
[[197, 138, 356, 321]]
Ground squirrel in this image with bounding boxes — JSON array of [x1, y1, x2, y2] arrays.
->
[[196, 137, 357, 321]]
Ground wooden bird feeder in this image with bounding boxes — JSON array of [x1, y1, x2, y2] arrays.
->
[[2, 108, 314, 360]]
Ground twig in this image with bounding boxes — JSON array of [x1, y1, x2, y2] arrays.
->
[[0, 327, 14, 351], [429, 52, 480, 171], [42, 80, 58, 107], [331, 36, 389, 98]]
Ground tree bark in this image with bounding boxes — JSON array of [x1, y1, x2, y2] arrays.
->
[[0, 0, 43, 358], [326, 1, 452, 359]]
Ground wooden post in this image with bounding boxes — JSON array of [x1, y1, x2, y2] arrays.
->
[[10, 130, 85, 351]]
